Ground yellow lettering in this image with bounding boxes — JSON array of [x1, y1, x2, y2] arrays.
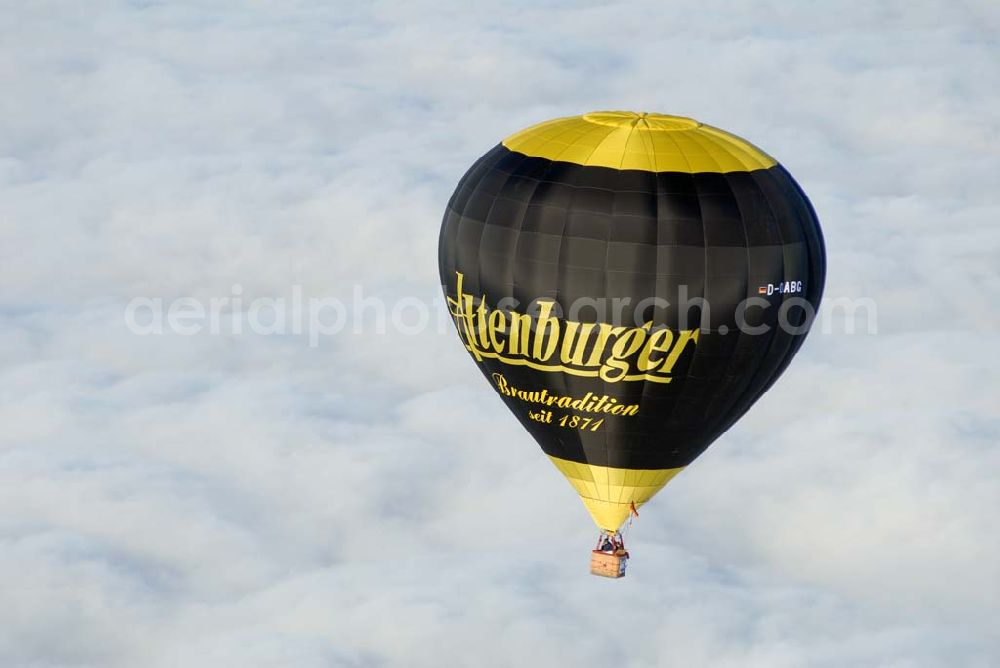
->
[[586, 324, 627, 366], [488, 309, 506, 352], [660, 329, 700, 374], [637, 328, 675, 372], [532, 301, 559, 361], [507, 311, 532, 355], [492, 372, 509, 395], [449, 273, 701, 384], [560, 321, 596, 366]]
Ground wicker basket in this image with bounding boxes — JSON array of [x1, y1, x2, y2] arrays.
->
[[590, 550, 627, 578]]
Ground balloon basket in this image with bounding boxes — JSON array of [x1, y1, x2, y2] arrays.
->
[[590, 550, 628, 578]]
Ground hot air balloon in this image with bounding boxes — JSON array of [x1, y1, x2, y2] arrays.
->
[[439, 112, 825, 577]]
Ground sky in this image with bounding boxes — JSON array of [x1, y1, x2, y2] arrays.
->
[[1, 1, 998, 666]]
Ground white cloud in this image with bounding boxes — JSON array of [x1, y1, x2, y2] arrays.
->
[[0, 1, 997, 665]]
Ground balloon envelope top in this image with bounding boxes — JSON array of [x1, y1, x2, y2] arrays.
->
[[439, 111, 825, 531]]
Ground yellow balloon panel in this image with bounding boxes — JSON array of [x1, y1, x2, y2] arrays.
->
[[502, 111, 777, 173], [547, 454, 685, 531]]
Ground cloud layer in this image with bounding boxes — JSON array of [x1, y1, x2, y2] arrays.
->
[[1, 1, 997, 666]]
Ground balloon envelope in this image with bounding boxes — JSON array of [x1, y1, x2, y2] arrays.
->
[[439, 112, 825, 531]]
